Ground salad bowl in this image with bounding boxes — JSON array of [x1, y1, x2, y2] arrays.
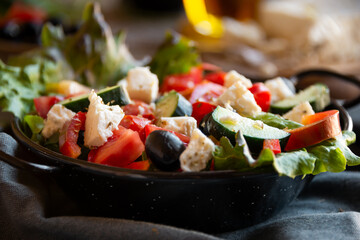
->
[[0, 99, 352, 233]]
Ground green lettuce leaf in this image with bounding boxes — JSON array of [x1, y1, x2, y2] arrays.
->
[[149, 32, 201, 84], [213, 131, 274, 172], [308, 131, 360, 174], [0, 60, 61, 118], [251, 112, 303, 130], [23, 114, 44, 143], [40, 2, 141, 88], [273, 150, 316, 178]]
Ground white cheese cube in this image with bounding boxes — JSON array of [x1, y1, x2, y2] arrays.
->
[[283, 101, 315, 124], [217, 81, 261, 117], [84, 90, 125, 148], [264, 77, 294, 103], [224, 70, 253, 89], [159, 117, 197, 137], [42, 104, 76, 138], [126, 67, 159, 103], [180, 129, 215, 172]]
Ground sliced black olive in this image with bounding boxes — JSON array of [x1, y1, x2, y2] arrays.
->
[[145, 130, 185, 171]]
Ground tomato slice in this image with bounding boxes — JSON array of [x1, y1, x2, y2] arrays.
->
[[120, 115, 152, 142], [204, 71, 226, 86], [160, 66, 203, 94], [88, 126, 145, 167], [191, 101, 217, 125], [248, 83, 271, 112], [126, 160, 150, 170], [144, 124, 190, 144], [59, 112, 86, 159], [34, 96, 65, 119], [122, 100, 155, 121], [285, 110, 342, 151], [263, 139, 281, 154], [188, 81, 225, 104]]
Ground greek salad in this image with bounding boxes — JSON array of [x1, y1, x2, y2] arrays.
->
[[1, 3, 359, 178]]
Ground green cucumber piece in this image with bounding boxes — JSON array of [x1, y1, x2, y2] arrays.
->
[[251, 112, 303, 130], [207, 106, 290, 152], [60, 85, 130, 112], [155, 90, 192, 117], [270, 83, 330, 114]]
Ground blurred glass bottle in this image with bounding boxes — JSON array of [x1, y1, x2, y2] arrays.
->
[[183, 0, 261, 37]]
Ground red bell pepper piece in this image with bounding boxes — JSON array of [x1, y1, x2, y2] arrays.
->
[[285, 110, 341, 151], [59, 112, 86, 159], [248, 83, 271, 112], [191, 101, 217, 125], [144, 124, 190, 144], [263, 139, 281, 154]]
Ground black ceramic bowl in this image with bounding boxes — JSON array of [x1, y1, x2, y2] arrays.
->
[[2, 99, 352, 233]]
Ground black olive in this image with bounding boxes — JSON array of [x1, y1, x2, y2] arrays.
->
[[199, 112, 212, 136], [145, 130, 185, 171]]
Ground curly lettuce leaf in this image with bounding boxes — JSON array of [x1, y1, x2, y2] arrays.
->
[[273, 150, 316, 178], [213, 131, 275, 172], [40, 2, 141, 88], [212, 129, 359, 178], [149, 32, 201, 84], [0, 60, 61, 118], [308, 131, 360, 174]]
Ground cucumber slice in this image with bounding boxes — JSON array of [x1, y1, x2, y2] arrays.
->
[[60, 85, 130, 112], [207, 106, 290, 152], [270, 83, 330, 114], [155, 90, 192, 118]]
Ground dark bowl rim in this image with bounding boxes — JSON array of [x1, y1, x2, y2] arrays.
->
[[10, 101, 352, 180]]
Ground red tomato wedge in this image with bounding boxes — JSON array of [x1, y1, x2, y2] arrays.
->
[[144, 124, 190, 144], [88, 126, 145, 167], [263, 139, 281, 154], [120, 115, 151, 142], [34, 96, 64, 119], [189, 81, 225, 104], [191, 101, 217, 125], [59, 112, 86, 159], [204, 71, 226, 86], [126, 160, 150, 170], [122, 100, 156, 121], [248, 83, 271, 112], [285, 110, 342, 151], [160, 66, 203, 94]]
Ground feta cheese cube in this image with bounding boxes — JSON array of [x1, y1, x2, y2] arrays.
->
[[264, 77, 294, 103], [42, 104, 76, 138], [159, 116, 197, 137], [126, 67, 159, 103], [84, 90, 125, 148], [217, 81, 261, 117], [283, 101, 315, 123], [224, 70, 253, 88], [180, 129, 215, 172]]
